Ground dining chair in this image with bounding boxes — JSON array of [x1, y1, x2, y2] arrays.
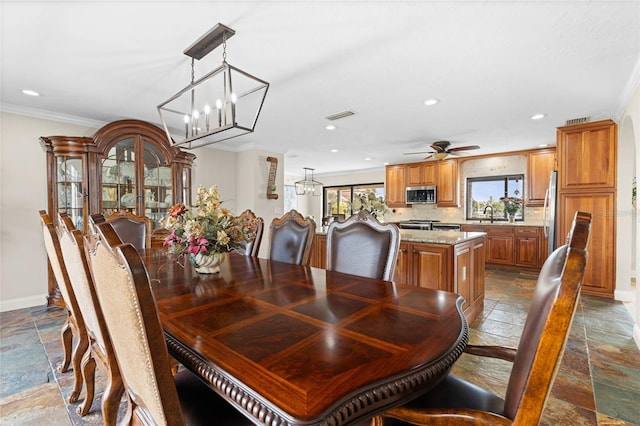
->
[[375, 211, 592, 426], [57, 213, 123, 424], [84, 219, 253, 425], [269, 209, 316, 265], [234, 209, 264, 257], [326, 210, 400, 280], [105, 209, 151, 251], [39, 210, 87, 404]]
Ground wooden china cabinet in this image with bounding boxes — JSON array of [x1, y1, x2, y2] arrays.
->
[[40, 119, 195, 306]]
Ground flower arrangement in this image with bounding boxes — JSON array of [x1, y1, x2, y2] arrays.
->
[[352, 190, 388, 217], [162, 185, 257, 263], [500, 196, 523, 216]]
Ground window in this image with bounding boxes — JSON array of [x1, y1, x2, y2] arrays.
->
[[466, 175, 524, 221], [323, 183, 384, 221]]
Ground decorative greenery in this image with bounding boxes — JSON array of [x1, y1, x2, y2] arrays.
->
[[352, 190, 388, 217], [500, 196, 523, 216], [162, 185, 257, 263]]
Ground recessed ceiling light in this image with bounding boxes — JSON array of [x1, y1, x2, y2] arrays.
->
[[383, 162, 389, 165], [531, 113, 546, 120], [364, 157, 371, 161], [424, 98, 440, 106], [538, 144, 549, 147], [330, 149, 338, 153], [22, 89, 40, 97], [326, 124, 336, 130]]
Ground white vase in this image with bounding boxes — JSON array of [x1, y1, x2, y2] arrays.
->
[[190, 252, 226, 274]]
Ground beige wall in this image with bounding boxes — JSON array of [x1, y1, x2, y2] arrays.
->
[[0, 112, 279, 311], [0, 112, 95, 310]]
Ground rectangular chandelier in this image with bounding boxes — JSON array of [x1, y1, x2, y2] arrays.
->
[[157, 23, 269, 149]]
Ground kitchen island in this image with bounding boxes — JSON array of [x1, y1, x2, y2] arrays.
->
[[311, 229, 487, 323]]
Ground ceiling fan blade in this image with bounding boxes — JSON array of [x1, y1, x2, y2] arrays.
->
[[448, 145, 480, 152], [423, 154, 434, 160], [430, 144, 447, 152], [404, 151, 435, 155]]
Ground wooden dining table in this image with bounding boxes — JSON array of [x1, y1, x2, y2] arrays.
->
[[141, 250, 469, 426]]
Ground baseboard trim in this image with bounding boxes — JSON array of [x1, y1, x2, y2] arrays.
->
[[0, 295, 47, 312]]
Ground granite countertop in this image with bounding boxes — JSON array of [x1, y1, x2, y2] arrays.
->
[[399, 229, 486, 245], [316, 227, 486, 245]]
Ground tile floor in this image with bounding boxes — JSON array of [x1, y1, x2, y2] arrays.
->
[[1, 267, 639, 425]]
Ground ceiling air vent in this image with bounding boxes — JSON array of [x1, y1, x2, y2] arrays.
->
[[565, 116, 590, 126], [325, 110, 356, 121]]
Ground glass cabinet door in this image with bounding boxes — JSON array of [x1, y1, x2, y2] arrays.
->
[[56, 156, 85, 230], [142, 140, 172, 229], [101, 138, 137, 217]]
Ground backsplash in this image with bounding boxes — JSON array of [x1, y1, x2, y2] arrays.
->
[[385, 204, 544, 226]]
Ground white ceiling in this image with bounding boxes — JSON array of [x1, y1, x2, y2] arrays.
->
[[2, 1, 639, 178]]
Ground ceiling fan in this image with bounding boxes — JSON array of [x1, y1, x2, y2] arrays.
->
[[404, 141, 480, 160]]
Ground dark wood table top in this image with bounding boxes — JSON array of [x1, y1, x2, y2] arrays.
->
[[142, 250, 468, 425]]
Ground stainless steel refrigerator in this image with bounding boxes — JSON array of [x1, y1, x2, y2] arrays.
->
[[543, 170, 558, 254]]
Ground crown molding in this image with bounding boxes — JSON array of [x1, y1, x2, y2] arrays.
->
[[0, 103, 106, 129], [615, 56, 640, 121]]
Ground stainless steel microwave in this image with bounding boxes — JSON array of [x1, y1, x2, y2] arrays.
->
[[406, 186, 436, 204]]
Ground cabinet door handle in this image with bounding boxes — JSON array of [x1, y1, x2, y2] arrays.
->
[[412, 249, 417, 254]]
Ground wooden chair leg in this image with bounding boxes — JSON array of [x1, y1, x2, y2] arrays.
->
[[101, 371, 124, 426], [57, 316, 72, 373], [67, 331, 88, 403], [77, 349, 96, 416]]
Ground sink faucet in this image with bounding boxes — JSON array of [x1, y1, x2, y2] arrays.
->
[[483, 205, 494, 223]]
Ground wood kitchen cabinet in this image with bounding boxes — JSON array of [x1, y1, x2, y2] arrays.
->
[[557, 119, 617, 297], [437, 159, 458, 207], [394, 237, 484, 323], [385, 165, 407, 207], [454, 237, 485, 321], [406, 162, 436, 186], [526, 148, 556, 206], [309, 234, 327, 269], [411, 243, 452, 291], [461, 224, 545, 269], [486, 226, 514, 265], [514, 227, 540, 268], [394, 241, 410, 285], [40, 119, 195, 306]]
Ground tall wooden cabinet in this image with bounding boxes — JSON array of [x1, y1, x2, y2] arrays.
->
[[557, 119, 617, 297], [41, 119, 196, 305], [385, 165, 407, 207]]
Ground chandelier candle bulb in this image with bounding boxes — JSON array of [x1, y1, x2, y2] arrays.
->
[[192, 110, 199, 135], [204, 104, 211, 131], [231, 93, 237, 124], [184, 114, 190, 138], [215, 99, 222, 126]]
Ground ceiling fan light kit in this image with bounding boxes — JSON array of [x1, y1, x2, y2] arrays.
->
[[404, 140, 480, 160], [157, 23, 269, 149]]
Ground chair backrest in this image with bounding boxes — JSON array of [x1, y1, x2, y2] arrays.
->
[[39, 210, 85, 331], [234, 209, 264, 257], [58, 213, 115, 372], [85, 219, 185, 426], [105, 209, 151, 251], [505, 211, 591, 423], [269, 209, 316, 265], [326, 211, 401, 280]]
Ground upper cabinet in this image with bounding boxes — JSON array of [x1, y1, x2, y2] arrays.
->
[[406, 162, 436, 186], [41, 120, 196, 233], [436, 159, 458, 207], [557, 119, 617, 191], [385, 164, 407, 207], [526, 148, 556, 206]]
